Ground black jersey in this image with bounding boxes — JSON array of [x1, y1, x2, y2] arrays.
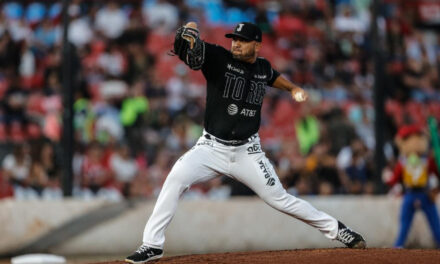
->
[[200, 42, 280, 140]]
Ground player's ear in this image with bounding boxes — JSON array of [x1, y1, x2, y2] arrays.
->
[[255, 42, 261, 53]]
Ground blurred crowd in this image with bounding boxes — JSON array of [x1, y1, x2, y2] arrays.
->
[[1, 0, 440, 200]]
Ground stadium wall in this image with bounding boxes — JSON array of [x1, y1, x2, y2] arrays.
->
[[1, 196, 439, 256]]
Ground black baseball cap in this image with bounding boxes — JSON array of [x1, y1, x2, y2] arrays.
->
[[225, 22, 262, 42]]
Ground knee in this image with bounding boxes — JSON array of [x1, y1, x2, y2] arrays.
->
[[261, 191, 294, 211], [163, 170, 190, 193]]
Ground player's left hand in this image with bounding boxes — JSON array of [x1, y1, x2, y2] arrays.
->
[[183, 22, 198, 49], [292, 89, 308, 102]]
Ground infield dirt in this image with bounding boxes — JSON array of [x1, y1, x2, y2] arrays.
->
[[92, 248, 440, 264]]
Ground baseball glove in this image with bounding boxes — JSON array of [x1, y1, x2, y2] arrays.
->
[[172, 26, 205, 70]]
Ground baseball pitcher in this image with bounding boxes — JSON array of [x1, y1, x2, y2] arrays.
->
[[125, 22, 366, 263]]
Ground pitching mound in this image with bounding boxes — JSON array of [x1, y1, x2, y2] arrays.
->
[[94, 248, 440, 264]]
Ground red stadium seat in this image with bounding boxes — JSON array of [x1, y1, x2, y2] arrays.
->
[[146, 32, 174, 54], [0, 78, 9, 98], [0, 171, 14, 199], [27, 93, 45, 114], [9, 122, 26, 142], [0, 123, 7, 142]]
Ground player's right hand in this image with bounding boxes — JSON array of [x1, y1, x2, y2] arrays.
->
[[292, 89, 308, 102]]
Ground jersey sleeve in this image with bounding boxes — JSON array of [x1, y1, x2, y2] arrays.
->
[[202, 42, 229, 72], [266, 60, 280, 86]]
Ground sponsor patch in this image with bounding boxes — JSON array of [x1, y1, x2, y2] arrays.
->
[[240, 108, 256, 117], [227, 104, 238, 115], [197, 141, 214, 147], [258, 160, 276, 186], [266, 178, 275, 186], [227, 64, 244, 74], [247, 144, 262, 154], [253, 74, 267, 79]]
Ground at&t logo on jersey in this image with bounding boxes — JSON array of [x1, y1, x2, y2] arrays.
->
[[227, 104, 238, 115], [240, 108, 256, 117], [227, 104, 256, 117]]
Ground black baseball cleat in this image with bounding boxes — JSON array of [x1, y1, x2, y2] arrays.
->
[[336, 221, 367, 249], [125, 245, 163, 263]]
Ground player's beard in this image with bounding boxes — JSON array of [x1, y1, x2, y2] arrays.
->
[[232, 49, 255, 62]]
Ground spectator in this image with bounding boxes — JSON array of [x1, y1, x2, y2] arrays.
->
[[29, 140, 62, 199], [304, 140, 341, 194], [78, 141, 121, 200], [322, 107, 357, 155], [120, 79, 149, 154], [0, 31, 21, 72], [95, 2, 128, 39], [97, 43, 126, 77], [2, 78, 28, 126], [8, 18, 32, 42], [143, 0, 178, 33], [348, 97, 375, 149], [254, 3, 273, 34], [18, 40, 35, 79], [33, 19, 60, 49], [0, 0, 440, 200], [125, 43, 155, 84], [165, 64, 189, 116], [68, 6, 93, 47], [206, 177, 231, 200], [333, 4, 368, 34], [95, 106, 124, 144], [295, 104, 320, 156], [147, 148, 171, 197], [110, 142, 139, 197], [2, 143, 34, 199]]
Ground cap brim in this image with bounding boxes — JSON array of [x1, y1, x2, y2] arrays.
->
[[225, 33, 254, 41]]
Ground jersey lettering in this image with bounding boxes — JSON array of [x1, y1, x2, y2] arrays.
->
[[200, 43, 281, 139], [223, 72, 245, 101], [232, 77, 245, 100], [255, 82, 265, 104], [240, 108, 256, 117], [246, 81, 265, 105], [246, 81, 257, 104], [223, 72, 236, 98]]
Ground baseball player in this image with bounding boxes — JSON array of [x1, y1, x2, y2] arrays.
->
[[125, 22, 366, 263]]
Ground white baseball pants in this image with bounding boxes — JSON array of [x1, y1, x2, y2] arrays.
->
[[142, 131, 338, 248]]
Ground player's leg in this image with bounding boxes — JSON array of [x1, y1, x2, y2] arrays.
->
[[126, 140, 222, 263], [420, 193, 440, 247], [394, 193, 416, 247], [231, 151, 337, 237], [143, 146, 220, 247], [231, 143, 365, 248]]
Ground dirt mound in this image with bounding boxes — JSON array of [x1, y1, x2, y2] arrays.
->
[[94, 248, 440, 264]]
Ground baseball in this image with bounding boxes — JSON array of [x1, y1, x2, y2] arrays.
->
[[294, 92, 305, 102]]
